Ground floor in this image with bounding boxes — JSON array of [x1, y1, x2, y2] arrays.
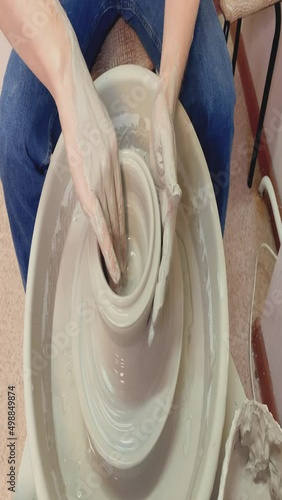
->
[[224, 75, 276, 400], [0, 33, 277, 499]]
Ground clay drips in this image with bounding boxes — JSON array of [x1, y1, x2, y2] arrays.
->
[[218, 400, 282, 500]]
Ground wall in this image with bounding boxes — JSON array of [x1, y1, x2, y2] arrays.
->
[[261, 244, 282, 423], [242, 7, 282, 199], [242, 7, 282, 424], [0, 30, 11, 93]]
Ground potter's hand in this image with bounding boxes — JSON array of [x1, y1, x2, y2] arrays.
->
[[149, 82, 182, 342], [56, 25, 126, 285], [0, 0, 125, 285], [149, 0, 199, 343], [146, 0, 199, 343]]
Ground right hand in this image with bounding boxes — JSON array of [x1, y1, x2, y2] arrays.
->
[[148, 80, 181, 344], [55, 23, 126, 285]]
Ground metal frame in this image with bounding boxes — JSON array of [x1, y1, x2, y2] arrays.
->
[[224, 3, 281, 188], [223, 19, 230, 41]]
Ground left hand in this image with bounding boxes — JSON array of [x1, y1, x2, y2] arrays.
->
[[149, 80, 182, 344]]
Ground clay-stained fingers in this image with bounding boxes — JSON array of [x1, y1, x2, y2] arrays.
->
[[98, 147, 126, 281], [148, 206, 177, 347], [103, 166, 122, 273], [152, 203, 177, 324], [113, 150, 126, 273], [70, 159, 119, 285], [68, 153, 121, 284], [104, 146, 126, 275], [150, 89, 179, 193], [88, 193, 121, 285], [159, 127, 181, 207], [148, 92, 181, 341]]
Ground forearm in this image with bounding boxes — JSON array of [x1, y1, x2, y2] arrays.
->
[[160, 0, 200, 115], [0, 0, 100, 217], [0, 0, 73, 99]]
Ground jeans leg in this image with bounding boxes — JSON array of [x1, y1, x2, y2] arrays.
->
[[180, 0, 236, 231], [120, 0, 235, 232], [0, 0, 119, 287]]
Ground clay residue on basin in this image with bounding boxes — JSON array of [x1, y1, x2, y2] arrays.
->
[[219, 400, 282, 500]]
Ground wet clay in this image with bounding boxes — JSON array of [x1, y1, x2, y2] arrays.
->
[[219, 400, 282, 500]]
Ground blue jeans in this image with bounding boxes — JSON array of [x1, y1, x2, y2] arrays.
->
[[0, 0, 235, 287]]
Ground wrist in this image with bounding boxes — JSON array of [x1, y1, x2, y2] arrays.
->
[[159, 66, 179, 118]]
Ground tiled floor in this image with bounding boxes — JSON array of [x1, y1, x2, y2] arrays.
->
[[0, 33, 277, 499], [0, 185, 25, 491], [224, 68, 276, 400]]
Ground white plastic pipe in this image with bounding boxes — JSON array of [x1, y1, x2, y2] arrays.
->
[[258, 175, 282, 245]]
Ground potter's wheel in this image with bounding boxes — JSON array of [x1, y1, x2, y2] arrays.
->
[[24, 66, 229, 500], [70, 148, 184, 470]]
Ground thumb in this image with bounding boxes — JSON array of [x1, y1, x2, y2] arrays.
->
[[152, 208, 178, 326]]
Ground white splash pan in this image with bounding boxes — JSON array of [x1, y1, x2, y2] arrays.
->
[[23, 65, 229, 500]]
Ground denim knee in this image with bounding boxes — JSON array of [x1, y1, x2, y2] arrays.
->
[[197, 76, 235, 231], [0, 46, 61, 275], [0, 132, 44, 287], [180, 46, 235, 232]]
